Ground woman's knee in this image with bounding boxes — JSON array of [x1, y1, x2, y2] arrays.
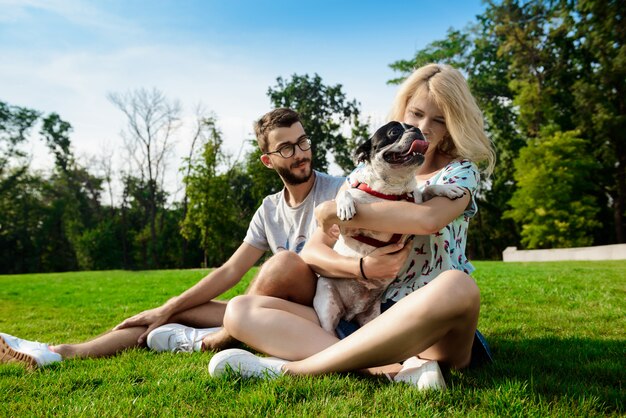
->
[[403, 270, 479, 319], [437, 270, 480, 318]]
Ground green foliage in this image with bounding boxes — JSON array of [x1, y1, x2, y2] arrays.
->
[[181, 117, 249, 267], [388, 20, 525, 259], [1, 262, 624, 416], [75, 220, 120, 270], [388, 29, 471, 84], [388, 0, 626, 254], [0, 101, 40, 179], [0, 171, 47, 273], [505, 130, 602, 248], [267, 73, 369, 174], [120, 175, 172, 269], [4, 0, 624, 270], [40, 113, 73, 172]]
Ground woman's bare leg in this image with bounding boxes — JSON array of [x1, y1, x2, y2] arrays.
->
[[287, 270, 479, 374], [224, 293, 337, 360], [203, 250, 318, 351], [225, 270, 479, 375]]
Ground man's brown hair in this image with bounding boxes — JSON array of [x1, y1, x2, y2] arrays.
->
[[254, 108, 301, 152]]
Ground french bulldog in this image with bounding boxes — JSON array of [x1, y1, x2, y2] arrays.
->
[[313, 121, 465, 335]]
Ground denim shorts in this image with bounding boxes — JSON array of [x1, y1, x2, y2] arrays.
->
[[335, 299, 493, 369]]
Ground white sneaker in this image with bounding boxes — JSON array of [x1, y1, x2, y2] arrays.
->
[[0, 333, 62, 368], [394, 356, 446, 390], [208, 348, 287, 379], [147, 323, 221, 353]]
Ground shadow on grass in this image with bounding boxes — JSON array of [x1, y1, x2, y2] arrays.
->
[[461, 336, 624, 413]]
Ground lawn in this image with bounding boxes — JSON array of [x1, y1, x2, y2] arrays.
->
[[1, 261, 624, 417]]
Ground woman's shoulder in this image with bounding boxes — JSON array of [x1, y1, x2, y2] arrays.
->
[[427, 159, 478, 184], [443, 158, 477, 173]]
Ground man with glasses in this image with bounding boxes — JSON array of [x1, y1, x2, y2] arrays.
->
[[1, 108, 350, 366]]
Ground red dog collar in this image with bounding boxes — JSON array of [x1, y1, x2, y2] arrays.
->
[[349, 180, 413, 248], [351, 181, 414, 202]]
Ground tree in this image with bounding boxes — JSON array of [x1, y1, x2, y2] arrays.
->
[[181, 117, 248, 267], [267, 73, 369, 174], [108, 88, 181, 268], [571, 0, 626, 242], [505, 130, 602, 248], [41, 113, 73, 172], [388, 0, 625, 255], [0, 171, 48, 273], [0, 101, 39, 196], [388, 26, 524, 259]]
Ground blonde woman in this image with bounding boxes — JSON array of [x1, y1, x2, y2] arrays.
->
[[210, 64, 496, 389]]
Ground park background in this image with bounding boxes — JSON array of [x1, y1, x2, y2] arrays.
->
[[1, 0, 624, 273], [1, 2, 624, 416]]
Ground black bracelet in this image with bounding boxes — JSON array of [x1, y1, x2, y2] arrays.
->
[[359, 257, 369, 280]]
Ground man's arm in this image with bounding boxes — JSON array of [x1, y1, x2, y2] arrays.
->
[[160, 243, 265, 314], [114, 243, 264, 341]]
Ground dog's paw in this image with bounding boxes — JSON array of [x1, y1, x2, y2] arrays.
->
[[338, 203, 356, 220], [441, 185, 466, 199], [336, 191, 357, 220], [422, 184, 467, 201]]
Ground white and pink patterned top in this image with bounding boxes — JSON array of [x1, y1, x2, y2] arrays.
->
[[377, 159, 480, 303]]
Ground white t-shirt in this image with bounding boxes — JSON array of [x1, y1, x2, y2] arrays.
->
[[244, 171, 346, 254]]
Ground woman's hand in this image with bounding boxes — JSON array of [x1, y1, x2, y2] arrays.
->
[[361, 239, 413, 280], [113, 306, 171, 345], [314, 200, 340, 235]]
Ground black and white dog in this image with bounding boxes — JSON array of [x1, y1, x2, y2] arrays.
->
[[313, 121, 465, 335]]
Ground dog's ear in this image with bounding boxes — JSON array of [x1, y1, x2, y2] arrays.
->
[[354, 139, 372, 164]]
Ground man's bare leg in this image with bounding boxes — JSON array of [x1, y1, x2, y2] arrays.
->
[[51, 301, 227, 359], [51, 251, 315, 358], [202, 251, 317, 351]]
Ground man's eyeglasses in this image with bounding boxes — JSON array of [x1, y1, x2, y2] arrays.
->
[[264, 137, 311, 158]]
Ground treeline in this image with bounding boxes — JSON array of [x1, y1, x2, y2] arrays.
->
[[0, 75, 367, 273], [1, 0, 623, 273]]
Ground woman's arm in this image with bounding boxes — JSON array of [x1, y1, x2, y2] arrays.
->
[[300, 225, 412, 280], [314, 191, 471, 236]]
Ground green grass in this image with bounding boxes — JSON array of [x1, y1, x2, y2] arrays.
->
[[1, 261, 624, 417]]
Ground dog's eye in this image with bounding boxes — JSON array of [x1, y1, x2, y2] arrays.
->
[[389, 128, 400, 137]]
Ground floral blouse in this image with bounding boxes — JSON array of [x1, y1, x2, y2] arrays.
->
[[381, 159, 480, 302]]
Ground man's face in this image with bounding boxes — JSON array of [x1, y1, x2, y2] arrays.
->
[[263, 122, 313, 185]]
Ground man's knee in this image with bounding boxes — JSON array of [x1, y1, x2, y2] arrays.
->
[[248, 251, 316, 304]]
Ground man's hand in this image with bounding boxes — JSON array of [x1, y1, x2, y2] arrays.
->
[[113, 306, 171, 345], [361, 239, 413, 280]]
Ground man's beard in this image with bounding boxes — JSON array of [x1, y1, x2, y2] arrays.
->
[[275, 159, 313, 185]]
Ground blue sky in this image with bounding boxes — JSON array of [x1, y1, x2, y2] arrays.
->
[[0, 0, 486, 197]]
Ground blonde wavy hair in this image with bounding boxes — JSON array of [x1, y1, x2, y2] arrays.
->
[[389, 63, 495, 175]]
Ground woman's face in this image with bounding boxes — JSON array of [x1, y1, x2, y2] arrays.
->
[[402, 89, 449, 151]]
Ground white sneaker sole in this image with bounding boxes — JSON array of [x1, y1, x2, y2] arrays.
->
[[208, 348, 284, 379], [0, 335, 38, 369], [394, 359, 447, 390], [146, 324, 222, 352]]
